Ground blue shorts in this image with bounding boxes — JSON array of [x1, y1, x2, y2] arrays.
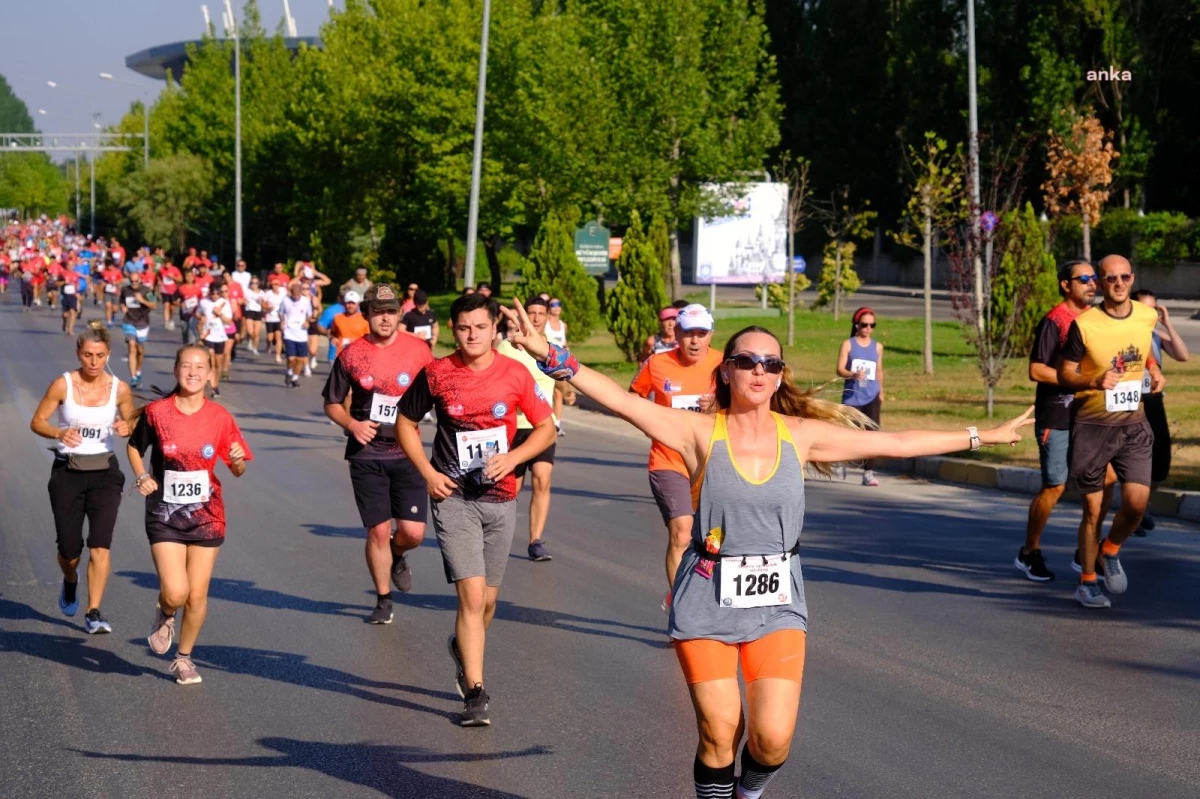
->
[[122, 324, 149, 344], [1036, 426, 1070, 487], [284, 339, 308, 358]]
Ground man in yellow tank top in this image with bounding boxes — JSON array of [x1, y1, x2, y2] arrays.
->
[[1057, 254, 1164, 609]]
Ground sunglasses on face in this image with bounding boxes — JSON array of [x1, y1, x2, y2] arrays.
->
[[1069, 274, 1097, 285], [726, 353, 786, 374], [857, 321, 876, 328], [1104, 273, 1134, 285]]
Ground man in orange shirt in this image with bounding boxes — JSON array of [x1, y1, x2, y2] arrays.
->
[[329, 291, 371, 359], [629, 303, 722, 594]]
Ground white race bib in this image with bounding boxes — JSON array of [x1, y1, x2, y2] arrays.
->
[[63, 283, 76, 295], [457, 426, 507, 472], [719, 554, 792, 609], [413, 325, 432, 340], [162, 276, 175, 286], [850, 359, 877, 381], [369, 393, 400, 424], [671, 394, 703, 412], [287, 315, 306, 330], [163, 469, 210, 504], [104, 284, 118, 294], [124, 295, 140, 309], [1142, 372, 1152, 395], [183, 297, 198, 310], [1105, 379, 1142, 413], [74, 424, 107, 444]]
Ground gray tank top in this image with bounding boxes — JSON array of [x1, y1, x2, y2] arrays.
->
[[668, 411, 809, 642]]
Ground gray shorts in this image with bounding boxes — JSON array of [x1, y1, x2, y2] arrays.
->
[[649, 469, 693, 525], [1035, 425, 1070, 487], [430, 495, 516, 587]]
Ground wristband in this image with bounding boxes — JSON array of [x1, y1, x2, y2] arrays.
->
[[967, 426, 980, 451], [135, 472, 152, 485], [538, 343, 580, 381]]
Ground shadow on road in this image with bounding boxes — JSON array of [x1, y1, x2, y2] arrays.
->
[[0, 628, 162, 679], [118, 571, 365, 619], [0, 594, 81, 631], [403, 593, 669, 649], [193, 645, 462, 721], [70, 738, 547, 798]]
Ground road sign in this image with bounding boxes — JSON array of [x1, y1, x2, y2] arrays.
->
[[981, 210, 998, 233], [793, 255, 806, 273], [574, 221, 611, 276]]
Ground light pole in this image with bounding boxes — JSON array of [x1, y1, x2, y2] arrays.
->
[[98, 73, 150, 168], [462, 0, 491, 290], [224, 0, 243, 262], [966, 0, 984, 335]]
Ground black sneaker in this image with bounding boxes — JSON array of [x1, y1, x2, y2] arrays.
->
[[391, 553, 412, 593], [1014, 548, 1054, 582], [1140, 512, 1156, 532], [460, 683, 491, 727], [1071, 549, 1104, 582], [367, 596, 393, 625], [84, 608, 113, 634], [447, 634, 469, 698], [528, 540, 552, 562]]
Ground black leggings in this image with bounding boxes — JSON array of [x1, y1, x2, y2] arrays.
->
[[1144, 392, 1171, 484], [848, 395, 882, 471], [47, 457, 126, 560], [21, 282, 34, 308]]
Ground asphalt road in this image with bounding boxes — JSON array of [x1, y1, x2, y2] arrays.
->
[[2, 295, 1199, 799]]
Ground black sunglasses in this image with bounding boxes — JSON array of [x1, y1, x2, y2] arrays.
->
[[1069, 274, 1098, 285], [857, 321, 876, 328], [726, 353, 786, 374]]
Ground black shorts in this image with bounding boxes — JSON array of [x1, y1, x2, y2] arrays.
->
[[46, 456, 125, 560], [266, 321, 281, 334], [512, 428, 555, 479], [162, 291, 179, 303], [1068, 419, 1153, 494], [204, 340, 227, 355], [244, 309, 263, 321], [146, 524, 224, 547], [1143, 393, 1171, 484], [649, 468, 694, 525], [61, 294, 78, 312], [307, 321, 320, 336], [349, 457, 428, 528]]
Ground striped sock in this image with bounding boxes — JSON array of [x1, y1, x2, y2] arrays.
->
[[736, 744, 784, 799], [695, 757, 735, 799]]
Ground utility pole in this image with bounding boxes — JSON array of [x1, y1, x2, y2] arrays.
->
[[463, 0, 491, 290], [225, 0, 243, 262], [966, 0, 984, 334]]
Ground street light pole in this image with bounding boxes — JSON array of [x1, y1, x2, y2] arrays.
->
[[966, 0, 984, 335], [225, 0, 243, 262], [90, 152, 96, 237], [75, 152, 81, 224], [463, 0, 491, 290]]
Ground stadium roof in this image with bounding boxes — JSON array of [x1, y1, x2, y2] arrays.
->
[[125, 37, 323, 81]]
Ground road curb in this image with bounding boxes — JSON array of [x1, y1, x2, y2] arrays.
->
[[565, 400, 1200, 527]]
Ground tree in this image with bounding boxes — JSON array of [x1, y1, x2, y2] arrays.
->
[[109, 154, 214, 257], [0, 154, 69, 217], [894, 133, 965, 374], [993, 203, 1057, 358], [606, 211, 669, 362], [772, 152, 816, 346], [516, 209, 603, 341], [1042, 111, 1119, 263], [812, 187, 875, 320]]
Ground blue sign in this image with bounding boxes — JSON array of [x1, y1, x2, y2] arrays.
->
[[981, 211, 998, 233], [792, 255, 807, 274]]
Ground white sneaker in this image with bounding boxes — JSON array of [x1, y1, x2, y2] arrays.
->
[[309, 356, 317, 369], [303, 364, 312, 377]]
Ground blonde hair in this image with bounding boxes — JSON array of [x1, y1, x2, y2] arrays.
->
[[77, 319, 111, 351], [715, 326, 875, 479]]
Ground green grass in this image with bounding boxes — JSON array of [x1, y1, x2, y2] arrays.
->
[[424, 289, 1200, 491]]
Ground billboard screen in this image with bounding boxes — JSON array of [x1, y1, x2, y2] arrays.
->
[[694, 182, 789, 285]]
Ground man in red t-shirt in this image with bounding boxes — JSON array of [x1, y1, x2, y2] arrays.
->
[[177, 269, 204, 344], [101, 262, 124, 326], [397, 292, 555, 727], [158, 262, 184, 330], [226, 276, 245, 361], [266, 262, 290, 289], [194, 264, 214, 298]]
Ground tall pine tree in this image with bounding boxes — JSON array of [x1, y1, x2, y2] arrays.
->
[[606, 211, 669, 362], [516, 210, 602, 341]]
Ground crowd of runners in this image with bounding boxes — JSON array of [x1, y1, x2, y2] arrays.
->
[[7, 213, 1190, 796]]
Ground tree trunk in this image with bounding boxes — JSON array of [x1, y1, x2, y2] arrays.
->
[[833, 241, 842, 322], [1082, 218, 1091, 264], [668, 227, 683, 302], [986, 383, 994, 419], [484, 235, 503, 293], [786, 217, 796, 347], [923, 211, 934, 375]]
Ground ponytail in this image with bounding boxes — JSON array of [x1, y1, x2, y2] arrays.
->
[[77, 319, 110, 351], [715, 326, 875, 479]]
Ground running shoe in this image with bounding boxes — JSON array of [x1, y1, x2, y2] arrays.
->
[[862, 470, 880, 487], [303, 364, 312, 377], [170, 656, 203, 685], [1132, 525, 1147, 538], [1070, 550, 1104, 581], [1140, 513, 1156, 532], [367, 596, 393, 625], [58, 581, 80, 617], [1101, 552, 1128, 594], [1014, 548, 1055, 582], [460, 683, 491, 727], [147, 604, 176, 654], [129, 375, 141, 388], [447, 634, 469, 698], [528, 540, 552, 562], [391, 553, 413, 593], [309, 356, 318, 369], [211, 386, 221, 398], [84, 608, 112, 634], [1074, 582, 1111, 609]]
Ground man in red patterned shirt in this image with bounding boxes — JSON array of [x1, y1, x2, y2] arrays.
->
[[398, 293, 555, 727]]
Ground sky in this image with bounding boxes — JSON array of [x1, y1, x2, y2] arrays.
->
[[1, 1, 338, 135]]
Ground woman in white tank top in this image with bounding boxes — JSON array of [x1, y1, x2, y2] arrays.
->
[[29, 321, 136, 633]]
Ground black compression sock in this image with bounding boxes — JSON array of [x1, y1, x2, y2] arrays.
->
[[737, 743, 784, 798], [377, 592, 392, 602], [694, 756, 735, 798], [63, 579, 77, 603]]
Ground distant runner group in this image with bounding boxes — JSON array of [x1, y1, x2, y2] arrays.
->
[[9, 213, 1189, 796]]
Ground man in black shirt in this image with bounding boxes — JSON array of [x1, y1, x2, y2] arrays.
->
[[119, 270, 156, 388], [400, 289, 438, 348], [1016, 260, 1096, 582]]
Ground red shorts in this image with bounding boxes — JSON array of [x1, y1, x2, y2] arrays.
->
[[674, 629, 806, 684]]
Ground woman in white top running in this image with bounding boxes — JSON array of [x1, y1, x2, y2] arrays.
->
[[29, 321, 135, 633], [198, 281, 233, 397], [262, 283, 287, 362], [242, 275, 265, 354]]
